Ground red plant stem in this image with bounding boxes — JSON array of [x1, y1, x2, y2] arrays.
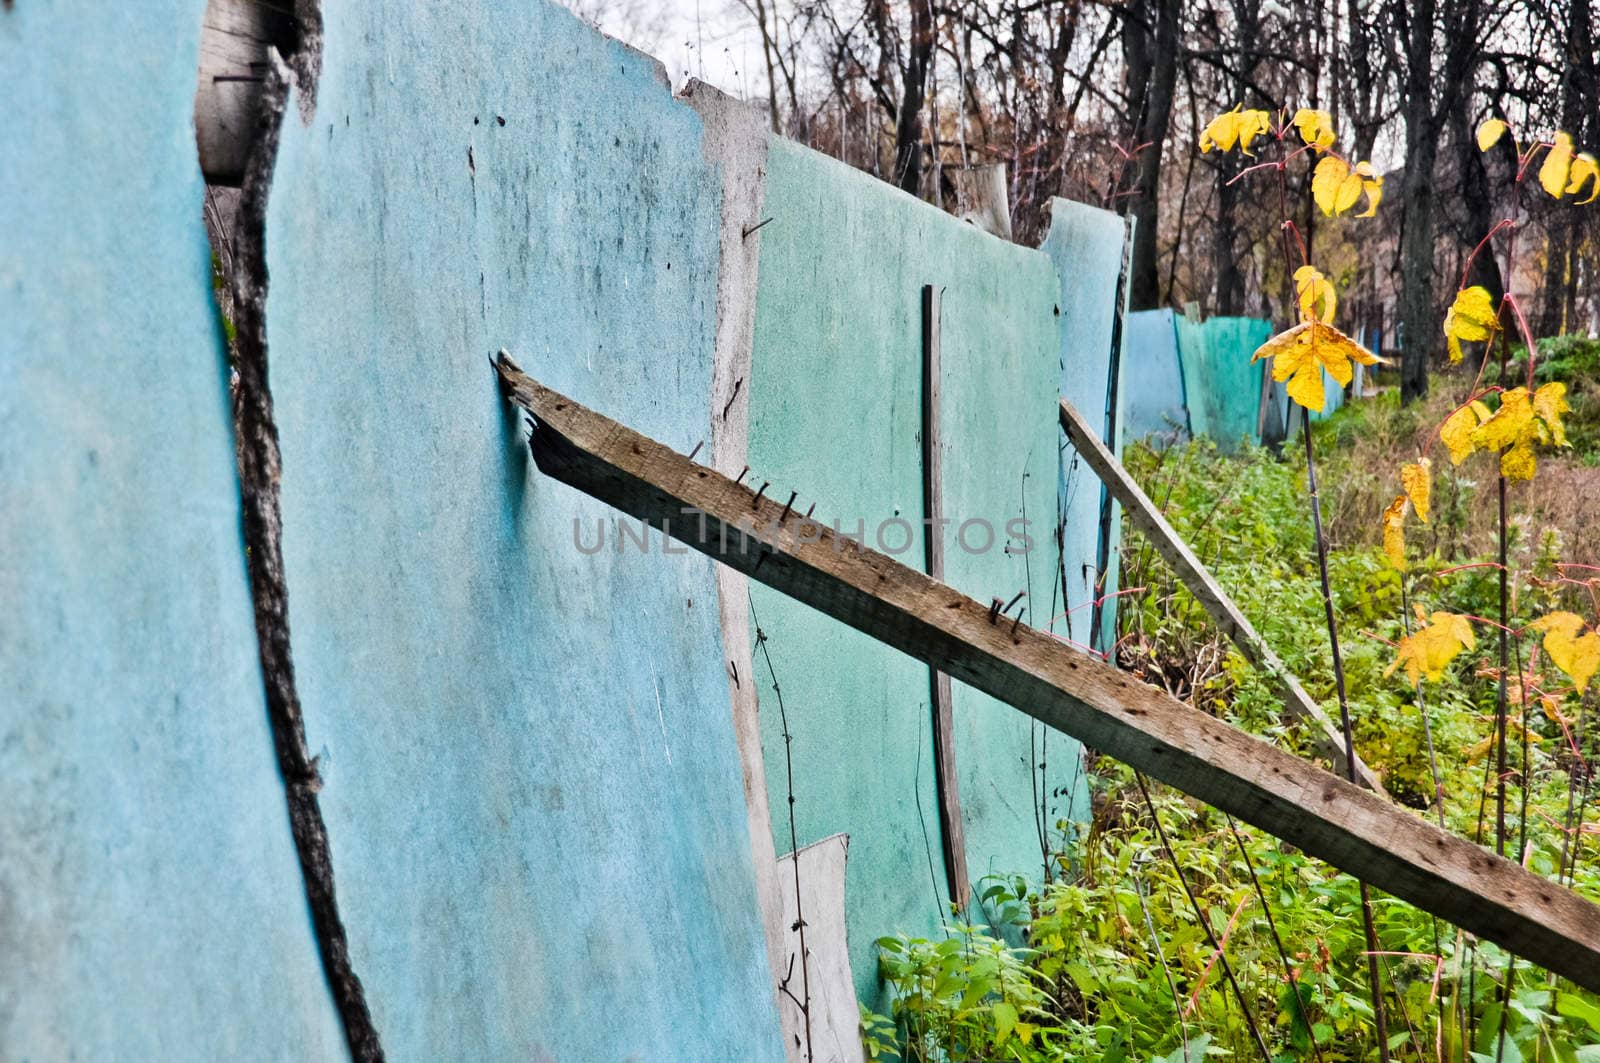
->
[[1457, 219, 1516, 290], [1432, 561, 1506, 577]]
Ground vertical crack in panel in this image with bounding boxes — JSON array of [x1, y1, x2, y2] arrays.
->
[[226, 49, 385, 1063]]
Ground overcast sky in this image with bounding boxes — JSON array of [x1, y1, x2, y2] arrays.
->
[[561, 0, 765, 97]]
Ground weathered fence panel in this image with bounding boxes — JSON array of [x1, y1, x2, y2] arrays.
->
[[0, 5, 345, 1058], [1042, 200, 1133, 654], [745, 141, 1088, 1003], [1173, 314, 1273, 447], [1122, 308, 1191, 444], [257, 5, 784, 1059]]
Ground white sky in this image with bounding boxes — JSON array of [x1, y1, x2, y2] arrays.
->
[[561, 0, 766, 97]]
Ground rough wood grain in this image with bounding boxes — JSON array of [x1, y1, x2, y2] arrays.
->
[[494, 353, 1600, 994], [194, 0, 294, 185], [1058, 396, 1386, 794], [921, 285, 970, 909]]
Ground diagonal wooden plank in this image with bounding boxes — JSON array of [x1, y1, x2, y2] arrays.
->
[[493, 352, 1600, 994], [1058, 397, 1386, 794], [921, 284, 970, 910]]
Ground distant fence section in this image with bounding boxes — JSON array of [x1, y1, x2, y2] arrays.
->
[[1124, 309, 1360, 452]]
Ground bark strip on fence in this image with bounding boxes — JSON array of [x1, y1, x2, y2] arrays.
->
[[228, 53, 384, 1063], [493, 352, 1600, 993]]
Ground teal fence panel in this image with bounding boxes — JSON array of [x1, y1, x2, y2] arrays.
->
[[1042, 200, 1132, 656], [1174, 314, 1272, 449], [258, 4, 784, 1059], [746, 142, 1085, 1006], [0, 5, 345, 1057], [1123, 309, 1190, 445]]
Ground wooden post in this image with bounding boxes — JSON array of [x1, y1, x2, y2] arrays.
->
[[1059, 397, 1386, 794], [951, 165, 1012, 241], [194, 0, 295, 185], [921, 285, 969, 910], [488, 355, 1600, 991]]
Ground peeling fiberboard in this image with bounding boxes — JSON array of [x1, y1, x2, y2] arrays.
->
[[1174, 313, 1273, 448], [745, 139, 1083, 1005], [0, 5, 345, 1058], [1042, 198, 1132, 659], [258, 3, 783, 1059]]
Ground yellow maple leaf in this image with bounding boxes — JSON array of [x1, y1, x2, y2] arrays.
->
[[1531, 612, 1600, 694], [1534, 381, 1571, 447], [1293, 265, 1337, 324], [1293, 108, 1337, 150], [1382, 495, 1409, 570], [1473, 387, 1533, 451], [1312, 156, 1365, 215], [1200, 106, 1272, 155], [1440, 402, 1486, 464], [1401, 459, 1431, 523], [1501, 428, 1540, 481], [1353, 161, 1383, 217], [1251, 320, 1381, 412], [1469, 382, 1574, 479], [1442, 286, 1498, 364], [1477, 118, 1508, 152], [1387, 611, 1476, 684], [1568, 153, 1600, 204], [1542, 131, 1575, 198]]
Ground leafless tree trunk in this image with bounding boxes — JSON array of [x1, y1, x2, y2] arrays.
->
[[894, 0, 935, 193], [1122, 0, 1180, 309], [1537, 0, 1594, 338], [1397, 0, 1440, 403]]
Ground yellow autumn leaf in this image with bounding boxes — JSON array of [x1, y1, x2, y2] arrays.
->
[[1477, 118, 1508, 152], [1293, 265, 1337, 324], [1568, 153, 1600, 204], [1542, 131, 1575, 198], [1251, 320, 1381, 412], [1440, 401, 1486, 464], [1501, 430, 1540, 480], [1312, 155, 1364, 216], [1534, 381, 1571, 447], [1401, 459, 1431, 523], [1354, 161, 1383, 217], [1200, 106, 1272, 155], [1382, 495, 1408, 570], [1474, 387, 1533, 451], [1531, 611, 1600, 694], [1293, 108, 1337, 150], [1386, 611, 1476, 684], [1442, 286, 1498, 364]]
